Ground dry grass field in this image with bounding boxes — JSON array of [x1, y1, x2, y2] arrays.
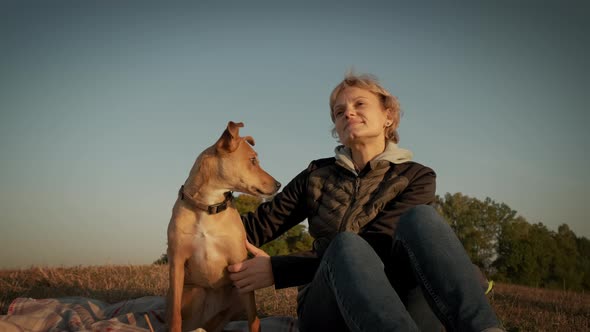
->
[[1, 265, 588, 331]]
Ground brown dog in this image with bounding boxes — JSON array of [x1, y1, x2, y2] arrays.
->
[[166, 121, 281, 332]]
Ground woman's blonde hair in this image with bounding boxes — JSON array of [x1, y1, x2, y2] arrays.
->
[[329, 73, 402, 143]]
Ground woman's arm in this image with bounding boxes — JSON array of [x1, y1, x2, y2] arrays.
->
[[228, 241, 322, 292], [230, 167, 315, 291], [241, 168, 310, 247]]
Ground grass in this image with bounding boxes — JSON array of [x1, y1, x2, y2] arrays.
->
[[491, 283, 589, 331], [1, 265, 589, 331]]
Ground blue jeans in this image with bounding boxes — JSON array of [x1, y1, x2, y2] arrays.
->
[[297, 205, 501, 332]]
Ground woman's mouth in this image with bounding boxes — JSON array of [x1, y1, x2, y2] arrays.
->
[[345, 121, 363, 129]]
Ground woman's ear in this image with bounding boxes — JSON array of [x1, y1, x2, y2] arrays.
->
[[387, 108, 400, 129], [384, 108, 395, 127]]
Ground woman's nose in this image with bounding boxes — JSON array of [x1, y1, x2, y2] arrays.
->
[[344, 106, 355, 118]]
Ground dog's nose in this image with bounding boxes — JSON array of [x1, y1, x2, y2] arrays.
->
[[275, 181, 282, 190]]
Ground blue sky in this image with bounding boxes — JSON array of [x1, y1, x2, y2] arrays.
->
[[1, 1, 588, 269]]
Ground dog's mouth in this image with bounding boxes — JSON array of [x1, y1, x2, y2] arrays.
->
[[251, 186, 275, 197], [255, 188, 271, 196]]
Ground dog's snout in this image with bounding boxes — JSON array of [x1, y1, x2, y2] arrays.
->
[[275, 181, 282, 190]]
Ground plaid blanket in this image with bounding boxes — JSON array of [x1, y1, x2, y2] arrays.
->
[[0, 296, 298, 332]]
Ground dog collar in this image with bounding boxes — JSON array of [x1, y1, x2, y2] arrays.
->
[[178, 185, 234, 214]]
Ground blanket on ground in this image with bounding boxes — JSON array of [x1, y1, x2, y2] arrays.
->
[[0, 296, 298, 332]]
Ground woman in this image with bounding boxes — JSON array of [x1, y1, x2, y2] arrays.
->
[[228, 73, 503, 332]]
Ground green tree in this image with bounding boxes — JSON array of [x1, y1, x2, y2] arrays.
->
[[548, 224, 582, 290], [436, 192, 589, 291], [153, 253, 168, 265], [261, 224, 314, 256], [494, 219, 556, 287], [576, 236, 590, 290], [494, 216, 531, 283], [234, 194, 263, 214], [435, 193, 514, 269]]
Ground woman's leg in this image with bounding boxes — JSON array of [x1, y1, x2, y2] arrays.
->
[[298, 232, 419, 332], [395, 205, 503, 331]]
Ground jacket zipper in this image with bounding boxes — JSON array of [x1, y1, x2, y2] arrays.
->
[[338, 176, 361, 232]]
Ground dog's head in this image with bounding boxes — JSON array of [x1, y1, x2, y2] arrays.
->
[[213, 121, 281, 197]]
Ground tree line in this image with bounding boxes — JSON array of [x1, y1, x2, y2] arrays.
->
[[155, 193, 590, 292], [434, 193, 589, 291]]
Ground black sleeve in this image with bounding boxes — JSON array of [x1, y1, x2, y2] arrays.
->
[[241, 168, 310, 247], [241, 168, 318, 289]]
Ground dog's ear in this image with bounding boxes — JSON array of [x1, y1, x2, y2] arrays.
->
[[216, 121, 244, 153], [243, 135, 255, 146], [227, 121, 244, 138]]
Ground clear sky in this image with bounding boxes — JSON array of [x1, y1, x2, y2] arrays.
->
[[1, 1, 588, 269]]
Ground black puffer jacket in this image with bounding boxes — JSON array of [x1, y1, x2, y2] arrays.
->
[[242, 143, 436, 289]]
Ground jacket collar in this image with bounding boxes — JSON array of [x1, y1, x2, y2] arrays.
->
[[334, 142, 413, 175]]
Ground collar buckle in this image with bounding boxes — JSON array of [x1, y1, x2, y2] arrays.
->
[[179, 185, 233, 215]]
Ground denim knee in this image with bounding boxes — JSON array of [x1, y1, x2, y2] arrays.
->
[[397, 205, 449, 241], [323, 232, 383, 268], [326, 232, 366, 255]]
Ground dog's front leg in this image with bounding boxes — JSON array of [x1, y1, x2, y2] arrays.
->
[[241, 292, 261, 332], [167, 250, 186, 332]]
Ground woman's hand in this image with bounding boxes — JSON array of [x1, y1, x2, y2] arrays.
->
[[228, 240, 275, 293]]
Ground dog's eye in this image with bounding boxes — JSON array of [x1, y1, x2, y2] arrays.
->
[[250, 158, 258, 165]]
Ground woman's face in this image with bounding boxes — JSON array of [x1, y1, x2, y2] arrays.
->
[[333, 87, 392, 147]]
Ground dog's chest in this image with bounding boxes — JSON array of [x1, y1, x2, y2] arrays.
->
[[184, 220, 247, 288]]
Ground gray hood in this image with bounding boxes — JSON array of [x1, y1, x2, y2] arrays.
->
[[335, 142, 413, 174]]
